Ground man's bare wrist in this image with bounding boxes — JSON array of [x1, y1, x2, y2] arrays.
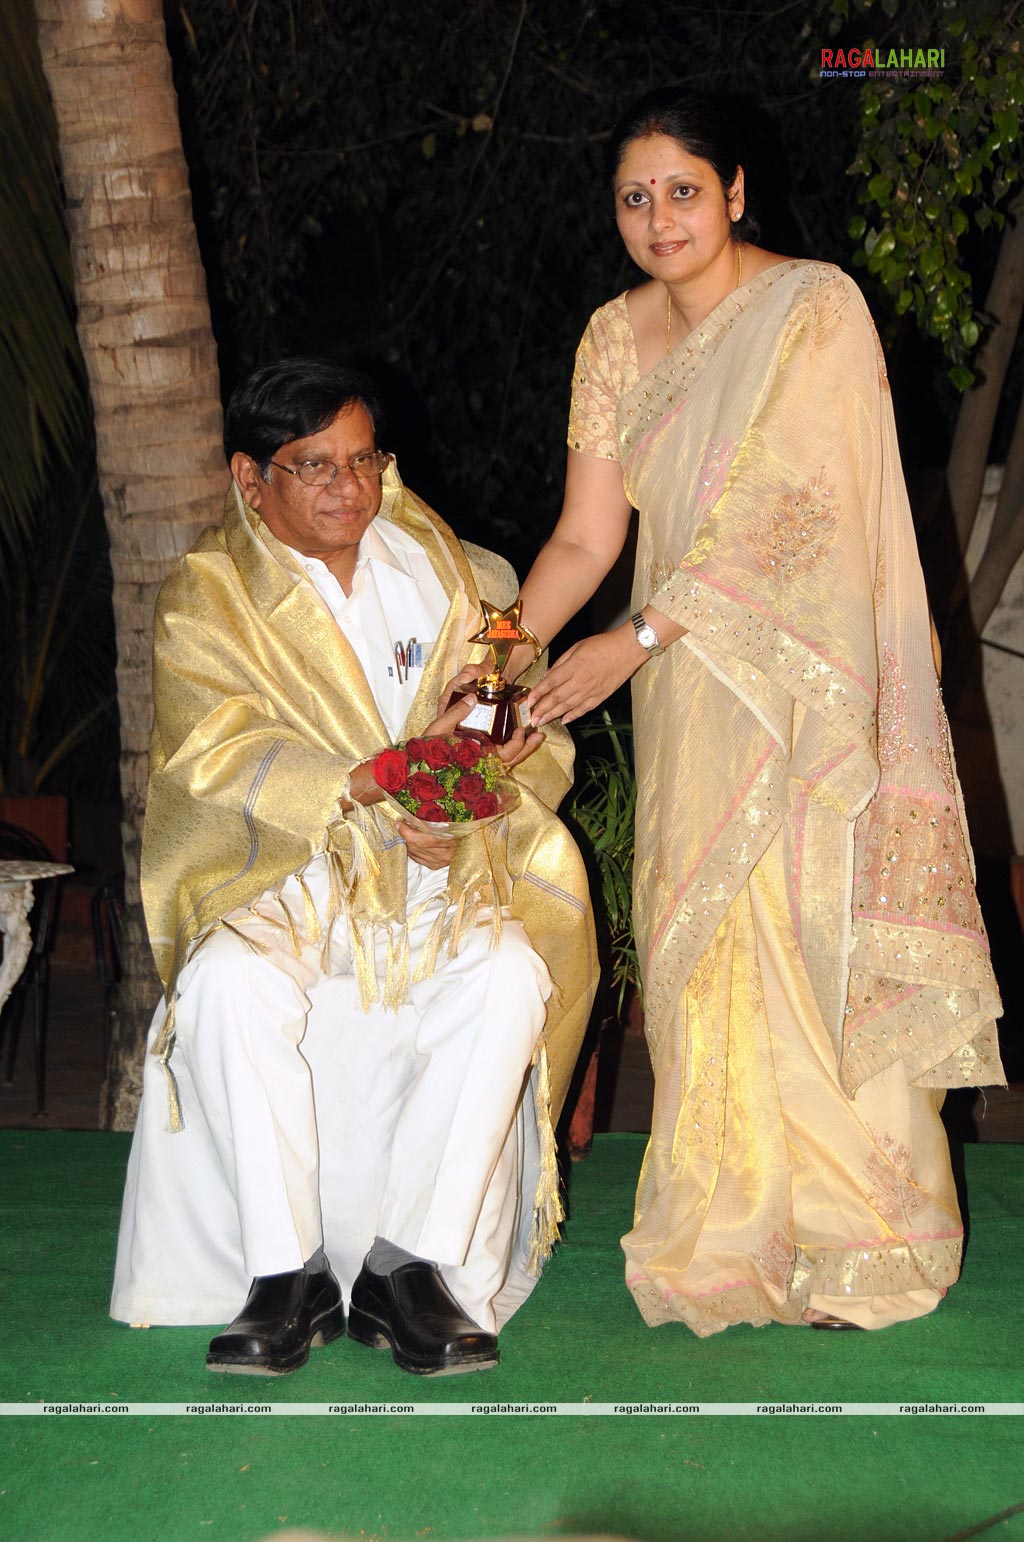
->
[[345, 760, 384, 809]]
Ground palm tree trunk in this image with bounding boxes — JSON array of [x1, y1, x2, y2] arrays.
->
[[947, 191, 1024, 565], [35, 0, 225, 1129]]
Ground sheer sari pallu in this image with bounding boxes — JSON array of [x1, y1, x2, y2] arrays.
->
[[599, 261, 1002, 1333]]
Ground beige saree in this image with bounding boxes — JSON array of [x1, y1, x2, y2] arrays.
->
[[570, 261, 1003, 1333]]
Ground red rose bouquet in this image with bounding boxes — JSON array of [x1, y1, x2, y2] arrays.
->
[[371, 735, 519, 834]]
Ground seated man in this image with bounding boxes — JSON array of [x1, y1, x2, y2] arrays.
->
[[111, 358, 597, 1376]]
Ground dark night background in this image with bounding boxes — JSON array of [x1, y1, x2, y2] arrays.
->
[[164, 0, 996, 552], [2, 1, 1021, 1089]]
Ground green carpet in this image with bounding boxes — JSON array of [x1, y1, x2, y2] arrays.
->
[[1, 1131, 1021, 1542]]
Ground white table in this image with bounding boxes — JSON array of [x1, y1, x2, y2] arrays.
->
[[0, 859, 73, 1015]]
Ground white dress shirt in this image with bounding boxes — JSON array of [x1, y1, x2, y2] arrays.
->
[[286, 513, 456, 902], [286, 516, 452, 741]]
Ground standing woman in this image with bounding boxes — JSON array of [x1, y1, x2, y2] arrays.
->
[[515, 88, 1004, 1334]]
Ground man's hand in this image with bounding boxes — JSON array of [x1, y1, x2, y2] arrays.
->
[[346, 663, 545, 856], [395, 678, 472, 869], [398, 821, 455, 870], [438, 668, 546, 769], [437, 663, 487, 714], [491, 724, 545, 769]]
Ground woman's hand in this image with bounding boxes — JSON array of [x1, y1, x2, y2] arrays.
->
[[527, 625, 647, 727], [502, 641, 540, 684]]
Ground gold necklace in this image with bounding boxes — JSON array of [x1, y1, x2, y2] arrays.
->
[[665, 242, 744, 355]]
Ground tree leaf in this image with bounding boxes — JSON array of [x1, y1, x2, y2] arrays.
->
[[919, 244, 942, 275]]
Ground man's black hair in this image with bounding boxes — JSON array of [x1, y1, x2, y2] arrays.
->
[[223, 356, 385, 470]]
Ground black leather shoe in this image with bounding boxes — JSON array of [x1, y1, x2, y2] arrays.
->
[[347, 1259, 498, 1376], [206, 1264, 345, 1376]]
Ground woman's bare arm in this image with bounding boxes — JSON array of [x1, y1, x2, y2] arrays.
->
[[503, 449, 684, 721], [502, 450, 633, 680]]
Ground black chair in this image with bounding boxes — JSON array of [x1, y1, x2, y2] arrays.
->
[[0, 820, 60, 1115], [91, 877, 124, 1075]]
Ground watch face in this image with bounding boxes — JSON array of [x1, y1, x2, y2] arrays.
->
[[632, 613, 662, 654]]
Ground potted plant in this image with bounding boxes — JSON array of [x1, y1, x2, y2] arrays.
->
[[562, 710, 639, 1158]]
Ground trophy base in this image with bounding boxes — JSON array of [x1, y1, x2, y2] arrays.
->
[[453, 685, 531, 746]]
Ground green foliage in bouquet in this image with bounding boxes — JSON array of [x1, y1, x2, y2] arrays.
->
[[372, 735, 507, 824]]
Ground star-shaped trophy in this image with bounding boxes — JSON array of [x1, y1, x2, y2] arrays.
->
[[455, 598, 541, 745]]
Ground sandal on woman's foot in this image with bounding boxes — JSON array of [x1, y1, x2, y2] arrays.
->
[[804, 1312, 864, 1331]]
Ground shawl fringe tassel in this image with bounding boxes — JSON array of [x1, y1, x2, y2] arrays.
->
[[527, 1039, 564, 1275]]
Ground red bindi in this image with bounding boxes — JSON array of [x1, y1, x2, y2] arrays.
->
[[650, 178, 656, 185]]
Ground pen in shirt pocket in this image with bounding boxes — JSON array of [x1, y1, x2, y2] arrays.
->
[[392, 638, 424, 682]]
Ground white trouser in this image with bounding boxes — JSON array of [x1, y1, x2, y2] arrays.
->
[[111, 859, 552, 1332]]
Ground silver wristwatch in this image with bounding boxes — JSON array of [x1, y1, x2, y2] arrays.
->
[[631, 612, 664, 657]]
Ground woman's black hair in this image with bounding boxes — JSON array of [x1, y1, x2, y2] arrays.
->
[[223, 356, 385, 470], [606, 88, 761, 244]]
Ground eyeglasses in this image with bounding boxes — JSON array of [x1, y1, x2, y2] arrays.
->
[[267, 449, 392, 486]]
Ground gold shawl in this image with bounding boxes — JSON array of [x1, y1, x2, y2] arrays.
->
[[142, 465, 597, 1132], [624, 260, 1002, 1095]]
